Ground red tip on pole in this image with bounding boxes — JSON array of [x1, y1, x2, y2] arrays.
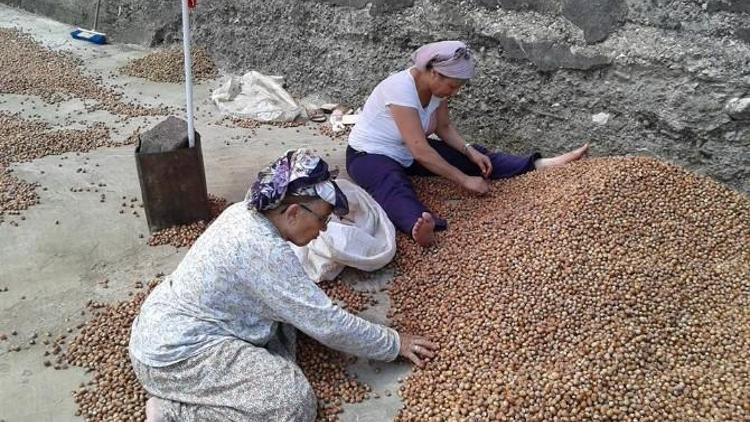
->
[[188, 0, 197, 9]]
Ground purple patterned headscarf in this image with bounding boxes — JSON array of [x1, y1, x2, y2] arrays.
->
[[247, 149, 349, 216], [411, 40, 476, 80]]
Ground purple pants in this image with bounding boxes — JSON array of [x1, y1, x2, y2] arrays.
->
[[346, 139, 540, 234]]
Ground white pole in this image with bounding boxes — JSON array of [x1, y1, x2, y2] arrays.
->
[[181, 0, 195, 148]]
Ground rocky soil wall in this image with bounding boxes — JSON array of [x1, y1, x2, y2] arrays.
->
[[3, 0, 749, 192]]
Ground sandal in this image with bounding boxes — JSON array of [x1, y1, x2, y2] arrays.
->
[[308, 108, 327, 123]]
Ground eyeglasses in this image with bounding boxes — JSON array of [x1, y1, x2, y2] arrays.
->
[[298, 203, 332, 226]]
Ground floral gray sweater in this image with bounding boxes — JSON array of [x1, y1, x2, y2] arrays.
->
[[129, 203, 400, 367]]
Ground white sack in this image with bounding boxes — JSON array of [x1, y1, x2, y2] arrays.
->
[[212, 71, 302, 122], [291, 179, 397, 282]]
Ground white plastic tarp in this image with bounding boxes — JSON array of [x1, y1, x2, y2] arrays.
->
[[211, 71, 303, 122]]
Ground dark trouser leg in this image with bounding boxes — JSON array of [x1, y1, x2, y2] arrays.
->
[[346, 147, 447, 234], [407, 138, 540, 180]]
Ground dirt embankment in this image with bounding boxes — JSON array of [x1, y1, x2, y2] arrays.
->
[[4, 0, 749, 191]]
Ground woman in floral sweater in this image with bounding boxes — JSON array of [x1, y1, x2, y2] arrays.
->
[[129, 149, 436, 421]]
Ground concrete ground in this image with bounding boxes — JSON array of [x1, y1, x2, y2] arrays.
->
[[0, 5, 406, 421]]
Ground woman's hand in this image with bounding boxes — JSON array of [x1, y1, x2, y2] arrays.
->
[[399, 333, 439, 368], [467, 146, 493, 178], [461, 175, 490, 195]]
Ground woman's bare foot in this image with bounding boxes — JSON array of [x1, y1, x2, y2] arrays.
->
[[412, 212, 436, 247], [534, 143, 589, 170], [146, 397, 164, 422]]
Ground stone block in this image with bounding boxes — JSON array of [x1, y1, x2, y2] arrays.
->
[[725, 98, 750, 120], [476, 0, 560, 14], [736, 27, 750, 44], [316, 0, 413, 15], [139, 116, 191, 154], [497, 34, 612, 71], [317, 0, 369, 9], [562, 0, 628, 43], [707, 0, 750, 13], [370, 0, 415, 15]]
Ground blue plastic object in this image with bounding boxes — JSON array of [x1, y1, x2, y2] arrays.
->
[[70, 28, 107, 45]]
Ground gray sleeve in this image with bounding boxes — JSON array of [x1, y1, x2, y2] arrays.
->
[[250, 244, 400, 362]]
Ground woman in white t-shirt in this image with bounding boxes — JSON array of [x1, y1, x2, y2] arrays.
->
[[347, 40, 588, 246]]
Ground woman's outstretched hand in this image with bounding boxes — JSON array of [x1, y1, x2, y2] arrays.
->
[[467, 147, 493, 178], [399, 333, 439, 368]]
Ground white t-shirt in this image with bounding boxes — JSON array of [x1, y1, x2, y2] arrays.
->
[[348, 69, 444, 167]]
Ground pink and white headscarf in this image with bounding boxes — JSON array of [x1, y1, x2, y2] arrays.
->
[[411, 40, 476, 80]]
